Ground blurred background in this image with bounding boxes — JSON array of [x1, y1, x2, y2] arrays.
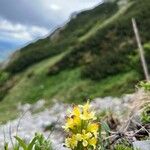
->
[[0, 0, 150, 148], [0, 0, 150, 122]]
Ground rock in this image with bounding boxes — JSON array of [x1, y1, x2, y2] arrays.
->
[[0, 102, 68, 150], [32, 99, 45, 111], [133, 140, 150, 150], [17, 103, 31, 113], [0, 95, 137, 149], [122, 94, 134, 103], [92, 96, 122, 113]]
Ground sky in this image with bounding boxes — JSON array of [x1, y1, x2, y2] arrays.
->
[[0, 0, 102, 61]]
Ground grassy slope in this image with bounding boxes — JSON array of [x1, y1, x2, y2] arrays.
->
[[0, 0, 150, 122], [5, 2, 118, 74], [79, 2, 132, 42], [46, 0, 150, 83], [0, 51, 139, 123]]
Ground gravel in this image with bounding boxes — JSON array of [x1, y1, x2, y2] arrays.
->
[[0, 94, 134, 150]]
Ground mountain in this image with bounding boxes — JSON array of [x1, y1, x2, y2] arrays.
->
[[0, 0, 150, 122]]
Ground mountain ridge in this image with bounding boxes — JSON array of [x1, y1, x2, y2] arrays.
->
[[0, 0, 150, 123]]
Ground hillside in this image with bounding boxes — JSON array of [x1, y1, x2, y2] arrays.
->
[[0, 0, 150, 122]]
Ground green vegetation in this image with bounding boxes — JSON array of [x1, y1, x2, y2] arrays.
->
[[47, 0, 150, 82], [5, 2, 118, 74], [0, 54, 138, 122], [0, 71, 9, 86], [0, 71, 10, 100], [139, 81, 150, 91], [79, 1, 132, 42], [114, 145, 133, 150], [141, 104, 150, 124], [4, 133, 52, 150], [0, 0, 150, 122]]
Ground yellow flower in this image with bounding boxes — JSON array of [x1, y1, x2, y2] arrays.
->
[[81, 130, 92, 147], [65, 135, 78, 149], [75, 130, 93, 147], [80, 101, 97, 120], [76, 133, 82, 141], [63, 101, 100, 150], [63, 117, 74, 131], [81, 109, 96, 120], [88, 137, 97, 149], [82, 101, 91, 112], [71, 106, 81, 126], [72, 115, 81, 126], [87, 123, 99, 137], [72, 106, 81, 117], [87, 123, 99, 132], [86, 111, 95, 120], [63, 115, 81, 131]]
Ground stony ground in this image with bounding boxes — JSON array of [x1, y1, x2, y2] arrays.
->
[[0, 93, 139, 150]]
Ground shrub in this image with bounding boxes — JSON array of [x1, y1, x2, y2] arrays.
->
[[82, 51, 129, 80], [0, 71, 9, 86]]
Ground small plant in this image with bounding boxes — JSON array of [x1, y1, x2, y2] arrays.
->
[[139, 81, 150, 91], [34, 133, 52, 150], [4, 142, 8, 150], [141, 103, 150, 124], [4, 133, 53, 150], [63, 101, 100, 150], [114, 144, 133, 150]]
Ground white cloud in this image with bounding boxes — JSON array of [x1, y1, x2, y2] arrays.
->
[[0, 0, 102, 43], [0, 18, 49, 42], [0, 0, 102, 32], [50, 4, 61, 11], [0, 0, 102, 55]]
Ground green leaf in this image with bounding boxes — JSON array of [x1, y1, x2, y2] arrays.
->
[[14, 136, 27, 150], [101, 121, 110, 133], [13, 144, 20, 150], [27, 137, 37, 150], [4, 142, 8, 150]]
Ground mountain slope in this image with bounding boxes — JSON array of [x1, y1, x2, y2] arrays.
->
[[4, 2, 118, 73], [0, 0, 150, 122]]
